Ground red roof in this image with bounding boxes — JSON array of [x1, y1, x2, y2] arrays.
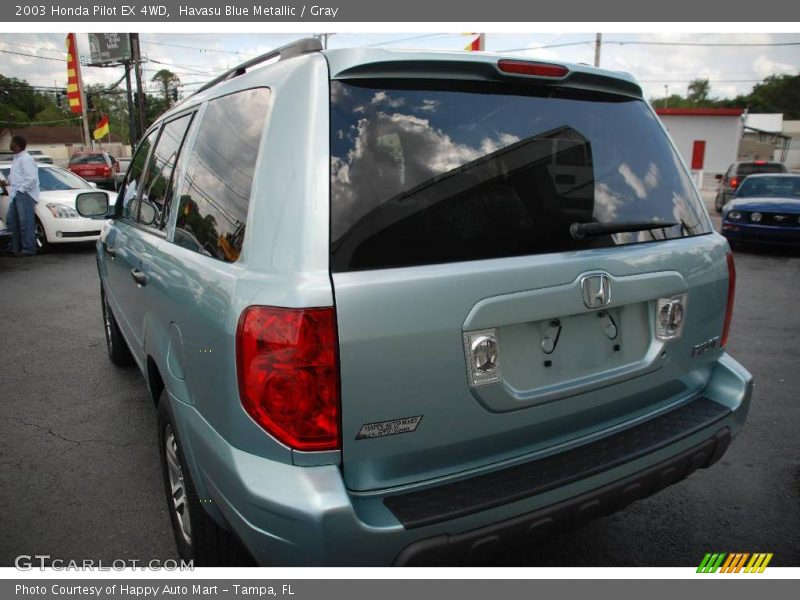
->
[[655, 108, 745, 117]]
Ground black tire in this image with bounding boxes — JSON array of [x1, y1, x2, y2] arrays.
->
[[34, 218, 49, 253], [101, 289, 134, 367], [714, 193, 724, 214], [157, 394, 255, 566]]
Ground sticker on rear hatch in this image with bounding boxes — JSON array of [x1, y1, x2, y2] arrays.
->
[[356, 416, 423, 440]]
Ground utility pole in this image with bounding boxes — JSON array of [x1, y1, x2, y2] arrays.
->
[[664, 84, 669, 108], [74, 47, 91, 148], [315, 33, 334, 49], [124, 60, 137, 154], [594, 33, 602, 68], [129, 33, 146, 138]]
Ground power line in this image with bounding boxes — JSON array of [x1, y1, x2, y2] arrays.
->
[[1, 116, 83, 125], [141, 39, 256, 56], [0, 48, 65, 62]]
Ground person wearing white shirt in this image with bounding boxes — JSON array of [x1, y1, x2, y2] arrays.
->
[[0, 135, 40, 256]]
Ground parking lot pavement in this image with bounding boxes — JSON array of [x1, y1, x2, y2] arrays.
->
[[1, 224, 798, 567]]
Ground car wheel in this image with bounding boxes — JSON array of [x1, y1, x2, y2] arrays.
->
[[714, 194, 723, 214], [157, 395, 255, 566], [101, 289, 134, 367], [35, 218, 49, 253]]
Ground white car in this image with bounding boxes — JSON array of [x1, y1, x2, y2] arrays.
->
[[0, 162, 115, 251]]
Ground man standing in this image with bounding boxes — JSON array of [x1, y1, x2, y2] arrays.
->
[[0, 135, 40, 256]]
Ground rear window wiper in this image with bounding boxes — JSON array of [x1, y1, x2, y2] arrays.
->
[[570, 220, 678, 240]]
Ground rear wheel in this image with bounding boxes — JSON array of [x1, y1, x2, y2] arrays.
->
[[101, 289, 133, 367], [157, 395, 254, 566], [714, 193, 724, 213]]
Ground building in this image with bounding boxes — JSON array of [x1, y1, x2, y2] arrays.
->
[[0, 126, 128, 165], [655, 108, 745, 189], [778, 120, 800, 171]]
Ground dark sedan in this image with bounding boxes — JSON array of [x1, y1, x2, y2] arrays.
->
[[722, 174, 800, 247]]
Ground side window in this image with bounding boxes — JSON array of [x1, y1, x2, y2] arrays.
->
[[174, 88, 270, 262], [118, 128, 158, 221], [136, 113, 195, 231]]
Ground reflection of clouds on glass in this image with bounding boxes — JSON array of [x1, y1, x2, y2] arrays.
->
[[593, 183, 625, 221], [331, 109, 521, 237], [417, 99, 440, 112], [618, 162, 659, 199]]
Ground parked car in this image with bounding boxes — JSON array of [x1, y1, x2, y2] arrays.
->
[[0, 150, 54, 164], [76, 40, 752, 566], [68, 150, 119, 189], [0, 163, 115, 252], [714, 160, 788, 213], [0, 216, 11, 250], [114, 157, 131, 190], [721, 173, 800, 247]]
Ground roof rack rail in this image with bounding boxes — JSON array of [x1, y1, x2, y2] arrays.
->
[[192, 37, 323, 97]]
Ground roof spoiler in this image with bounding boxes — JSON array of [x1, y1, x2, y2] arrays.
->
[[192, 37, 323, 97]]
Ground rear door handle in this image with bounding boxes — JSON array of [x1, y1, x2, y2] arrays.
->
[[130, 268, 147, 286]]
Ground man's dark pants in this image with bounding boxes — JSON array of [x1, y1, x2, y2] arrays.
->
[[7, 191, 37, 255]]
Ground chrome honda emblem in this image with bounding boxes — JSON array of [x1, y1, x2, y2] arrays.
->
[[581, 274, 612, 309]]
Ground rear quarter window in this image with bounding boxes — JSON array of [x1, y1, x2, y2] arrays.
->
[[330, 80, 711, 272], [173, 87, 270, 263]]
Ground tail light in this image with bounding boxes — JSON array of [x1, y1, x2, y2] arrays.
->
[[498, 60, 569, 78], [236, 306, 340, 451], [102, 166, 110, 175], [730, 177, 739, 188], [721, 252, 736, 348]]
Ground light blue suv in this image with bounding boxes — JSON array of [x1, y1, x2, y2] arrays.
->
[[76, 39, 752, 566]]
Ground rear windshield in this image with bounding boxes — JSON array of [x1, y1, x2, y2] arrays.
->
[[70, 154, 106, 165], [737, 163, 785, 176], [329, 80, 711, 272], [737, 176, 800, 198]]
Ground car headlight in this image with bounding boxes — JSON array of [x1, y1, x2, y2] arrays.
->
[[46, 203, 79, 219], [727, 210, 742, 220], [751, 212, 762, 223]]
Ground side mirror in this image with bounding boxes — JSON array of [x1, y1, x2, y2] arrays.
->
[[75, 191, 110, 218], [715, 174, 723, 181], [88, 182, 98, 188], [139, 200, 158, 226]]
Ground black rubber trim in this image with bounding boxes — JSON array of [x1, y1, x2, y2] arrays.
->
[[385, 397, 730, 529], [394, 426, 731, 566]]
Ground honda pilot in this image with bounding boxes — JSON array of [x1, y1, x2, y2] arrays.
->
[[76, 39, 752, 566]]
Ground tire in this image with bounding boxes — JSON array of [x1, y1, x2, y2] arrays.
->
[[101, 289, 134, 367], [34, 218, 49, 253], [157, 394, 255, 566], [714, 194, 723, 214]]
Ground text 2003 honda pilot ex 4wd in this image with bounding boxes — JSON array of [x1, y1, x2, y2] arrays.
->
[[76, 39, 753, 566]]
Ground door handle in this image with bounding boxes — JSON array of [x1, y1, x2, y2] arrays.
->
[[103, 243, 116, 258], [130, 268, 147, 286]]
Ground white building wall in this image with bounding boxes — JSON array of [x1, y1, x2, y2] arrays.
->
[[658, 115, 743, 188]]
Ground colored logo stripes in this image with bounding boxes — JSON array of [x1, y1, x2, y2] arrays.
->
[[697, 552, 773, 573]]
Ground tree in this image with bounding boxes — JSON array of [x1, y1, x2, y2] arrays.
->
[[744, 74, 800, 119], [150, 69, 181, 108], [687, 79, 711, 105], [0, 75, 50, 123]]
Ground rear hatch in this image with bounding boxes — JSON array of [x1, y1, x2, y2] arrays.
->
[[70, 154, 109, 179], [328, 67, 727, 492]]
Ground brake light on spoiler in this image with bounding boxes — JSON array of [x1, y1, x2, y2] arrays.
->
[[497, 60, 570, 78]]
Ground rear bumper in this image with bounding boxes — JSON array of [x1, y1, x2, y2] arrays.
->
[[173, 353, 753, 566]]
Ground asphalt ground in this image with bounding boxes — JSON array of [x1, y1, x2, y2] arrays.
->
[[1, 193, 798, 567]]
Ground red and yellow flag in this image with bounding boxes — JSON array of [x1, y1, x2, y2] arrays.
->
[[93, 115, 109, 140], [65, 33, 83, 114], [464, 33, 485, 52]]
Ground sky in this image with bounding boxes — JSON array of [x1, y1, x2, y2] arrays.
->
[[0, 32, 798, 102]]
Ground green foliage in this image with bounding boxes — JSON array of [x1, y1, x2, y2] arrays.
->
[[650, 74, 800, 119]]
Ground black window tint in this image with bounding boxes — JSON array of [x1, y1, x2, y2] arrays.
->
[[174, 88, 269, 262], [118, 129, 158, 220], [330, 80, 712, 272], [737, 163, 785, 176], [136, 113, 194, 231]]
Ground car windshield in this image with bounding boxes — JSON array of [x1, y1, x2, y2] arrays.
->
[[70, 154, 106, 165], [330, 79, 711, 272], [1, 166, 92, 191], [736, 176, 800, 198], [737, 163, 785, 177]]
